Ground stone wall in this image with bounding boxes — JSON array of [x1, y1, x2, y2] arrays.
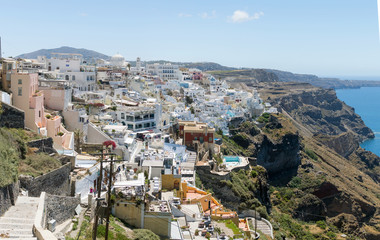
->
[[27, 138, 57, 154], [45, 194, 80, 225], [0, 181, 19, 216], [19, 163, 71, 197], [0, 102, 24, 128]]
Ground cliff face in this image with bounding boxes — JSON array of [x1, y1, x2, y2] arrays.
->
[[254, 133, 300, 174], [277, 88, 374, 141], [256, 83, 380, 238]]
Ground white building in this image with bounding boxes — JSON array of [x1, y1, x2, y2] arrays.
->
[[115, 104, 160, 132], [48, 53, 96, 91], [146, 63, 182, 81]]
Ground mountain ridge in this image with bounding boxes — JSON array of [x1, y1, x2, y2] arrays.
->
[[16, 46, 380, 88]]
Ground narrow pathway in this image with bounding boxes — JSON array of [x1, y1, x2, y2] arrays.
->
[[0, 196, 39, 239]]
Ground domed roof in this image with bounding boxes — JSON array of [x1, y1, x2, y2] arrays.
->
[[111, 53, 124, 59]]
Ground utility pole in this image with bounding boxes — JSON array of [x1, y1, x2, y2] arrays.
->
[[104, 155, 114, 240], [91, 150, 126, 240], [92, 151, 104, 240]]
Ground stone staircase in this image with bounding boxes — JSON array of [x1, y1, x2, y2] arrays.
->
[[0, 196, 39, 239], [251, 218, 273, 239]]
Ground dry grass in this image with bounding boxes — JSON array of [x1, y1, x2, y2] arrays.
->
[[18, 153, 61, 177]]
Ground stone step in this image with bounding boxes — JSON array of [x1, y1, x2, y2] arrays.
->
[[2, 211, 37, 219], [15, 197, 40, 204], [0, 223, 33, 230], [0, 229, 33, 236], [0, 235, 36, 239], [0, 236, 37, 240], [0, 217, 34, 224]]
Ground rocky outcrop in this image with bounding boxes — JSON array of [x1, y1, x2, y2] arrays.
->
[[292, 193, 326, 221], [196, 166, 270, 212], [349, 148, 380, 183], [254, 133, 300, 174], [327, 213, 361, 235], [315, 132, 359, 158]]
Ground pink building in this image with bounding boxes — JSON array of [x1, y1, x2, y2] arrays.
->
[[189, 70, 203, 80], [11, 72, 74, 152]]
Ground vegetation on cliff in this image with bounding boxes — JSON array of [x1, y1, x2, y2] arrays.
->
[[0, 128, 61, 187], [199, 103, 380, 239]]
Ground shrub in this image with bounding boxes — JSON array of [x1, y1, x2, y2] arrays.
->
[[326, 231, 336, 239], [257, 205, 269, 219], [305, 148, 318, 161], [288, 176, 302, 188], [316, 220, 327, 229], [57, 132, 64, 136]]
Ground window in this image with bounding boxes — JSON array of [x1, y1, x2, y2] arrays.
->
[[18, 87, 22, 96], [79, 117, 84, 122], [18, 79, 22, 84], [65, 75, 69, 80], [121, 113, 125, 119], [72, 75, 75, 81], [39, 111, 41, 117], [127, 124, 133, 130], [209, 137, 212, 142]]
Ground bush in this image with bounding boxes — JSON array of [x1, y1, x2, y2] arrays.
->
[[316, 220, 327, 229], [257, 112, 270, 123], [257, 206, 269, 219], [288, 176, 302, 188], [305, 148, 318, 161], [326, 231, 336, 239]]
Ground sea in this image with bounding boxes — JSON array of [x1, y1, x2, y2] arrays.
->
[[335, 86, 380, 157]]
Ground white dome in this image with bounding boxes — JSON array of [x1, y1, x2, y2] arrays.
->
[[112, 54, 124, 59], [110, 53, 125, 67]]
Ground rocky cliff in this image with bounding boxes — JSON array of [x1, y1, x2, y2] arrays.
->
[[259, 82, 374, 142], [256, 82, 380, 238]]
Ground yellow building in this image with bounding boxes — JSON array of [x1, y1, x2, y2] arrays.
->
[[161, 174, 181, 191]]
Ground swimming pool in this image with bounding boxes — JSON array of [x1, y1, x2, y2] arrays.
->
[[224, 156, 240, 163]]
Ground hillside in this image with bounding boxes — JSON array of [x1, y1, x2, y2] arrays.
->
[[16, 46, 110, 60], [208, 69, 380, 89], [199, 82, 380, 239]]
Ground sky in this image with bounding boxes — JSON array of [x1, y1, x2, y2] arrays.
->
[[1, 0, 380, 78]]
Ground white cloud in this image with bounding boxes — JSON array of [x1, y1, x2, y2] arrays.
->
[[178, 13, 192, 18], [200, 10, 216, 19], [228, 10, 264, 23]]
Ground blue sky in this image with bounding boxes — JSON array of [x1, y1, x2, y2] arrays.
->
[[1, 0, 380, 78]]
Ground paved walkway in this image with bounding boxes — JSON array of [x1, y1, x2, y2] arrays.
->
[[0, 196, 39, 239]]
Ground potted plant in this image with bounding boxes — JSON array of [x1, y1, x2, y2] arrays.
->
[[46, 114, 52, 119], [57, 132, 64, 136]]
